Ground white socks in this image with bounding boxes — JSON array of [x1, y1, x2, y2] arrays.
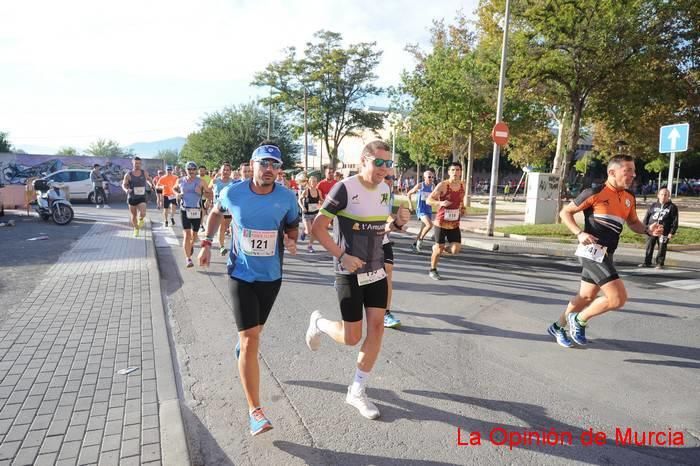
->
[[350, 368, 370, 395]]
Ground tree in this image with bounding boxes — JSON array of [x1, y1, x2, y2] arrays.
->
[[253, 30, 385, 169], [477, 0, 679, 210], [56, 147, 79, 156], [86, 139, 133, 158], [0, 132, 12, 152], [157, 149, 181, 167], [181, 103, 299, 170]]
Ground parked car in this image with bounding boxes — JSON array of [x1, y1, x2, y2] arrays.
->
[[41, 169, 102, 202]]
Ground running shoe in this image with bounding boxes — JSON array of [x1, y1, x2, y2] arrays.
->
[[235, 340, 240, 360], [416, 240, 423, 252], [655, 264, 664, 270], [307, 245, 314, 253], [305, 311, 323, 351], [95, 205, 101, 209], [249, 408, 273, 436], [346, 386, 380, 420], [566, 312, 587, 345], [637, 263, 652, 268], [103, 205, 111, 209], [220, 247, 228, 256], [138, 218, 145, 229], [300, 231, 306, 241], [170, 218, 175, 226], [384, 312, 401, 329], [186, 258, 194, 268], [133, 228, 139, 237], [428, 270, 441, 281], [547, 323, 573, 348]]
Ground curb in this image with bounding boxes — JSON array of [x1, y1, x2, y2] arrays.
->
[[405, 225, 700, 269], [145, 220, 191, 466]]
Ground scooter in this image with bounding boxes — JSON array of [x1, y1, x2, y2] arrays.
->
[[31, 179, 74, 225]]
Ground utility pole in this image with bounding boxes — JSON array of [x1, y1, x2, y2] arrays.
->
[[485, 0, 511, 236], [303, 89, 308, 172]]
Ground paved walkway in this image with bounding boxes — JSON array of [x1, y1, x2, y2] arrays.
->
[[0, 216, 186, 465]]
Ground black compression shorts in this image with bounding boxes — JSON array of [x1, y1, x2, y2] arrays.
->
[[580, 253, 619, 287], [334, 273, 388, 322], [229, 277, 282, 331], [383, 242, 394, 265]]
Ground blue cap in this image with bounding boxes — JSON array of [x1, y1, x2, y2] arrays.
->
[[186, 161, 197, 169], [166, 165, 172, 171], [251, 145, 283, 164]]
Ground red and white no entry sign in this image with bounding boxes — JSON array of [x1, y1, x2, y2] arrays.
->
[[491, 121, 509, 146]]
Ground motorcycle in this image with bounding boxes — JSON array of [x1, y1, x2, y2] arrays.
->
[[31, 179, 74, 225]]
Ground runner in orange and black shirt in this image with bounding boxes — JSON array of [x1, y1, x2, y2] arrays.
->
[[547, 155, 663, 348], [426, 161, 467, 281]]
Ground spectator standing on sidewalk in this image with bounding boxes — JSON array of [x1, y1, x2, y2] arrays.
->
[[639, 187, 679, 269], [90, 164, 106, 208]]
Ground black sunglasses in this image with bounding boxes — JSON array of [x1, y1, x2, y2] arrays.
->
[[384, 176, 395, 181], [365, 156, 394, 168]]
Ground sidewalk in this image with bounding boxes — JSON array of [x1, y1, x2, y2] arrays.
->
[[0, 217, 188, 465]]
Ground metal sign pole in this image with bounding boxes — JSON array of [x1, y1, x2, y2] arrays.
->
[[486, 0, 511, 236], [667, 152, 675, 190]]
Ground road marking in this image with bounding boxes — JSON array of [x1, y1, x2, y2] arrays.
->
[[658, 279, 700, 290], [154, 226, 180, 247], [618, 267, 688, 275]]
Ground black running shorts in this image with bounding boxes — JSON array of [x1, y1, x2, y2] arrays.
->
[[434, 226, 461, 245], [180, 209, 202, 231], [580, 253, 619, 286], [334, 273, 388, 322], [164, 197, 177, 209], [229, 277, 282, 331], [127, 196, 147, 207], [383, 242, 394, 265]]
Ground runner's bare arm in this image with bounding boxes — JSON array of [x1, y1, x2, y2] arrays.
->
[[427, 182, 448, 207], [406, 183, 420, 210], [198, 205, 223, 267], [628, 217, 663, 236], [311, 215, 342, 257], [560, 202, 596, 244], [121, 173, 130, 194]]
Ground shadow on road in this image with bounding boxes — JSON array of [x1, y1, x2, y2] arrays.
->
[[284, 380, 699, 465]]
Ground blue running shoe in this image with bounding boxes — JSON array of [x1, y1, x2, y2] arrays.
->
[[235, 340, 240, 360], [566, 313, 587, 345], [384, 312, 401, 329], [300, 231, 306, 241], [547, 323, 573, 348], [249, 408, 273, 436]]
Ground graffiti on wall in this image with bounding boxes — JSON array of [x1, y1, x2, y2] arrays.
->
[[0, 153, 164, 188]]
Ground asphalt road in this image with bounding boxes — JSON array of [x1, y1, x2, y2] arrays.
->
[[155, 215, 700, 466]]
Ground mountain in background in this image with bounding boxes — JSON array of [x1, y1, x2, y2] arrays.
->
[[127, 137, 186, 158]]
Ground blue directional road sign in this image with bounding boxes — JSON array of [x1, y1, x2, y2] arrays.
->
[[659, 123, 689, 153]]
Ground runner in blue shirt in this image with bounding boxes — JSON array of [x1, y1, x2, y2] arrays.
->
[[407, 170, 436, 252], [209, 162, 236, 256], [198, 142, 299, 436]]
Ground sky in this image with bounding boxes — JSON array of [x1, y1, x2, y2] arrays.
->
[[0, 0, 479, 153]]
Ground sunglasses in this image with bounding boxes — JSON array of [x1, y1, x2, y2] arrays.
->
[[258, 160, 283, 169], [426, 176, 434, 178], [365, 156, 394, 168], [384, 176, 395, 181]]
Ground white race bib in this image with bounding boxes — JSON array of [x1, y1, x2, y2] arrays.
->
[[185, 208, 200, 219], [575, 243, 607, 263], [357, 268, 387, 286], [444, 209, 460, 221], [241, 228, 277, 256], [168, 195, 177, 200], [307, 203, 318, 212], [133, 187, 146, 196]]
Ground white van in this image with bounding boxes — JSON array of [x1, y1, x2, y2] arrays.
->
[[41, 169, 96, 201]]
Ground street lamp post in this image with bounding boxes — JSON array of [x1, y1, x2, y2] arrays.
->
[[486, 0, 511, 236]]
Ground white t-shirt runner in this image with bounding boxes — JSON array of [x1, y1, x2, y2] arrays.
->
[[320, 175, 392, 276]]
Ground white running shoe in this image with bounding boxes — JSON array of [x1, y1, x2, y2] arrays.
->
[[346, 386, 380, 420], [305, 311, 323, 351]]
